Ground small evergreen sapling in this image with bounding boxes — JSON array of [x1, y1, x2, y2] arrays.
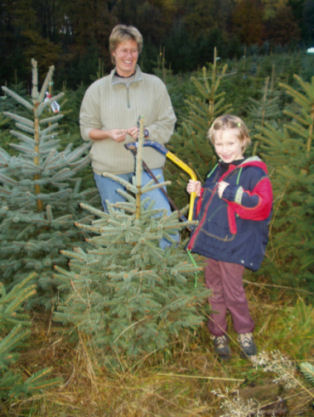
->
[[166, 48, 232, 209], [256, 75, 314, 293], [246, 76, 281, 154], [0, 273, 61, 408], [299, 362, 314, 386], [0, 59, 95, 307], [54, 122, 211, 367]]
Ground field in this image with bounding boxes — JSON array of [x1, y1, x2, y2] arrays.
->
[[0, 51, 313, 416], [14, 283, 313, 416]]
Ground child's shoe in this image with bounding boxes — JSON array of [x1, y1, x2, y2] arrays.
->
[[212, 335, 231, 359], [238, 332, 257, 358]]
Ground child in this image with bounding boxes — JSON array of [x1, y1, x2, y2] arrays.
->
[[186, 114, 273, 359]]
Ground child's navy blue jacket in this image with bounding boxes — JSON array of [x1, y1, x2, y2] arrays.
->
[[187, 156, 273, 271]]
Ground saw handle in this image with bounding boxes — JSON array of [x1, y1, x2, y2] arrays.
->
[[125, 141, 197, 221]]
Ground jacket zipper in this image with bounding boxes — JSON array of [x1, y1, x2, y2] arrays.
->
[[187, 183, 218, 250], [187, 164, 241, 251]]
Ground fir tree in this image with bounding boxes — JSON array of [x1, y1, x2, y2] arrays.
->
[[54, 122, 211, 368], [246, 75, 281, 155], [256, 74, 314, 293], [0, 273, 61, 411], [165, 48, 232, 209], [0, 59, 96, 308]]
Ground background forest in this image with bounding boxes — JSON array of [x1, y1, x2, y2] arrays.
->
[[0, 0, 313, 416], [1, 0, 314, 87]]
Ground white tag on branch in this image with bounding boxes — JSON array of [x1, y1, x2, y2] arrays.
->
[[44, 92, 60, 113]]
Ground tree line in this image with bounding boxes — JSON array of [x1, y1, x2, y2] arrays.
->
[[0, 0, 313, 88]]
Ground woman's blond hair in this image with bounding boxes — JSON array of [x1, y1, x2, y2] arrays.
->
[[208, 114, 251, 151]]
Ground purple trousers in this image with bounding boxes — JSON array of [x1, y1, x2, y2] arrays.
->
[[204, 258, 254, 336]]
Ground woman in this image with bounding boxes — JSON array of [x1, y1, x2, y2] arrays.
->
[[80, 24, 177, 247]]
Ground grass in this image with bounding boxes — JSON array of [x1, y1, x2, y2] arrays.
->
[[5, 277, 314, 417]]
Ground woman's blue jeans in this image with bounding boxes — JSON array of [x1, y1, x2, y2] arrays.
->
[[93, 169, 179, 249]]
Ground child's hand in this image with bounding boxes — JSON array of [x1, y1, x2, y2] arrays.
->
[[187, 180, 201, 196], [217, 181, 229, 198]]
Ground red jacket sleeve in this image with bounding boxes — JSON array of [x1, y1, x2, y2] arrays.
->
[[224, 177, 273, 221]]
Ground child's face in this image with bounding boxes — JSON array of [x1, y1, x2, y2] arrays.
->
[[214, 129, 244, 163]]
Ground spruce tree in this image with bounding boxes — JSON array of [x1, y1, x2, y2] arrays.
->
[[256, 74, 314, 293], [54, 122, 211, 368], [0, 274, 60, 411], [0, 59, 96, 308], [165, 48, 232, 208], [246, 76, 281, 154]]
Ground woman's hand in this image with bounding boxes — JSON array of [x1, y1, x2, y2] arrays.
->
[[109, 129, 128, 142], [187, 180, 201, 196], [89, 128, 127, 142], [126, 126, 139, 139]]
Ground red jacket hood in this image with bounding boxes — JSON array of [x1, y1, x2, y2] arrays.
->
[[239, 156, 269, 175]]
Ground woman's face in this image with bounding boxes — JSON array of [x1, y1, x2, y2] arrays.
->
[[112, 39, 139, 77]]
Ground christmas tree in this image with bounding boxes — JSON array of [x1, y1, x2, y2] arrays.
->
[[54, 121, 211, 368], [166, 48, 232, 209], [246, 75, 281, 155], [256, 74, 314, 293], [0, 273, 60, 412], [0, 59, 96, 308]]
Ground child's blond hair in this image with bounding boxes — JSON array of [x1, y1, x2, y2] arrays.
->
[[208, 114, 251, 151]]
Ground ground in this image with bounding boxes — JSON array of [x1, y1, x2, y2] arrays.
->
[[7, 275, 314, 417]]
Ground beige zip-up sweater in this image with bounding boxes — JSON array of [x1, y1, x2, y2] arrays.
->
[[79, 66, 177, 175]]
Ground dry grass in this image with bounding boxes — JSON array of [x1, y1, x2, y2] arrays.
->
[[7, 277, 314, 417]]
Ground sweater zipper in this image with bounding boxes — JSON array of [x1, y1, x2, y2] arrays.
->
[[126, 85, 130, 108]]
